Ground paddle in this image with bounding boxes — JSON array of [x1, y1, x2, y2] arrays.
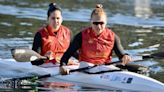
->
[[11, 48, 164, 62], [11, 48, 163, 76], [141, 52, 164, 59]]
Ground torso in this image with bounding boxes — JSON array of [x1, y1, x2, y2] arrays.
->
[[39, 25, 71, 63], [79, 27, 115, 65]]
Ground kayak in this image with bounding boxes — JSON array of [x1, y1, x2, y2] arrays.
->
[[6, 48, 164, 91], [40, 63, 164, 92], [0, 60, 163, 92]]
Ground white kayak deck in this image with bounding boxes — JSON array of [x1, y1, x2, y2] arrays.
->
[[0, 60, 50, 79]]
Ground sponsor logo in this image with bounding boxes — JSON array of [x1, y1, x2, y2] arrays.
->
[[100, 74, 133, 84]]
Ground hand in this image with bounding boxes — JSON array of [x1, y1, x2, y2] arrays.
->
[[59, 66, 70, 75], [121, 55, 132, 65], [44, 51, 54, 60]]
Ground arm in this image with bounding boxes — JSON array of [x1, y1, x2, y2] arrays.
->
[[113, 34, 132, 64], [60, 32, 82, 66], [70, 29, 79, 59], [113, 34, 127, 59], [31, 32, 44, 65], [32, 32, 42, 53]]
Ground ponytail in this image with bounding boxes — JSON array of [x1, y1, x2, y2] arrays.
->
[[91, 4, 107, 19]]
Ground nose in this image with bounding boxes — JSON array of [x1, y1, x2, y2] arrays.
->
[[54, 19, 59, 24], [96, 24, 102, 28]]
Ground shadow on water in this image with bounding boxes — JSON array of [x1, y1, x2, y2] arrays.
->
[[0, 0, 164, 91]]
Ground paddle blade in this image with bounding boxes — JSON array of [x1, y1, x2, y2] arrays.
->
[[11, 48, 47, 62], [151, 52, 164, 59], [142, 52, 164, 59]]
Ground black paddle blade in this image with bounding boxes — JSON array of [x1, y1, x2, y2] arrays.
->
[[142, 52, 164, 59], [116, 63, 149, 76], [11, 48, 47, 62], [151, 52, 164, 59]]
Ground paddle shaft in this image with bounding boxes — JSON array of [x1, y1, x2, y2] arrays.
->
[[11, 48, 164, 62], [70, 61, 121, 73], [69, 55, 152, 74]]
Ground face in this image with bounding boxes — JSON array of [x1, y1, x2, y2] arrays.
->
[[91, 15, 107, 35], [48, 10, 63, 30]]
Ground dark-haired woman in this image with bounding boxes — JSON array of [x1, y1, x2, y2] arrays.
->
[[60, 4, 132, 75], [32, 3, 71, 65]]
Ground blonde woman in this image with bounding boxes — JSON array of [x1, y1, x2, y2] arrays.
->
[[60, 4, 132, 74]]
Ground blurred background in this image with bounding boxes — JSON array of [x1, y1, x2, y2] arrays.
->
[[0, 0, 164, 91]]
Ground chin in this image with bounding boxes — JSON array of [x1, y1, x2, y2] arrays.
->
[[54, 26, 59, 29], [98, 30, 103, 33]]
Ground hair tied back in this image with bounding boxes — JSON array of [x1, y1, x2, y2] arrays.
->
[[96, 4, 103, 8], [49, 3, 56, 8]]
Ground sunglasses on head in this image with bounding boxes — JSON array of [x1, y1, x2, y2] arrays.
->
[[92, 22, 104, 25]]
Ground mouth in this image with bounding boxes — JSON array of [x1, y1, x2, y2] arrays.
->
[[96, 28, 101, 31]]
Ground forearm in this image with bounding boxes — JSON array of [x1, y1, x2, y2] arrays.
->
[[113, 35, 127, 59], [60, 32, 82, 66], [31, 32, 44, 65]]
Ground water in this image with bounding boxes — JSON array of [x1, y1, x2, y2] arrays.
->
[[0, 0, 164, 91]]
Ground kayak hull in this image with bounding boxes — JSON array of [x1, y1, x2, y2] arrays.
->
[[42, 64, 164, 92]]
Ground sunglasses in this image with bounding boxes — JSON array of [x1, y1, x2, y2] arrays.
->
[[51, 17, 55, 20], [92, 22, 104, 25]]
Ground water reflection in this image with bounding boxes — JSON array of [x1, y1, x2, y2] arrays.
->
[[1, 1, 164, 28], [0, 22, 12, 27], [0, 4, 90, 21], [135, 0, 152, 19]]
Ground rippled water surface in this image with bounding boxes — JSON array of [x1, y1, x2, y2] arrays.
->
[[0, 0, 164, 91]]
